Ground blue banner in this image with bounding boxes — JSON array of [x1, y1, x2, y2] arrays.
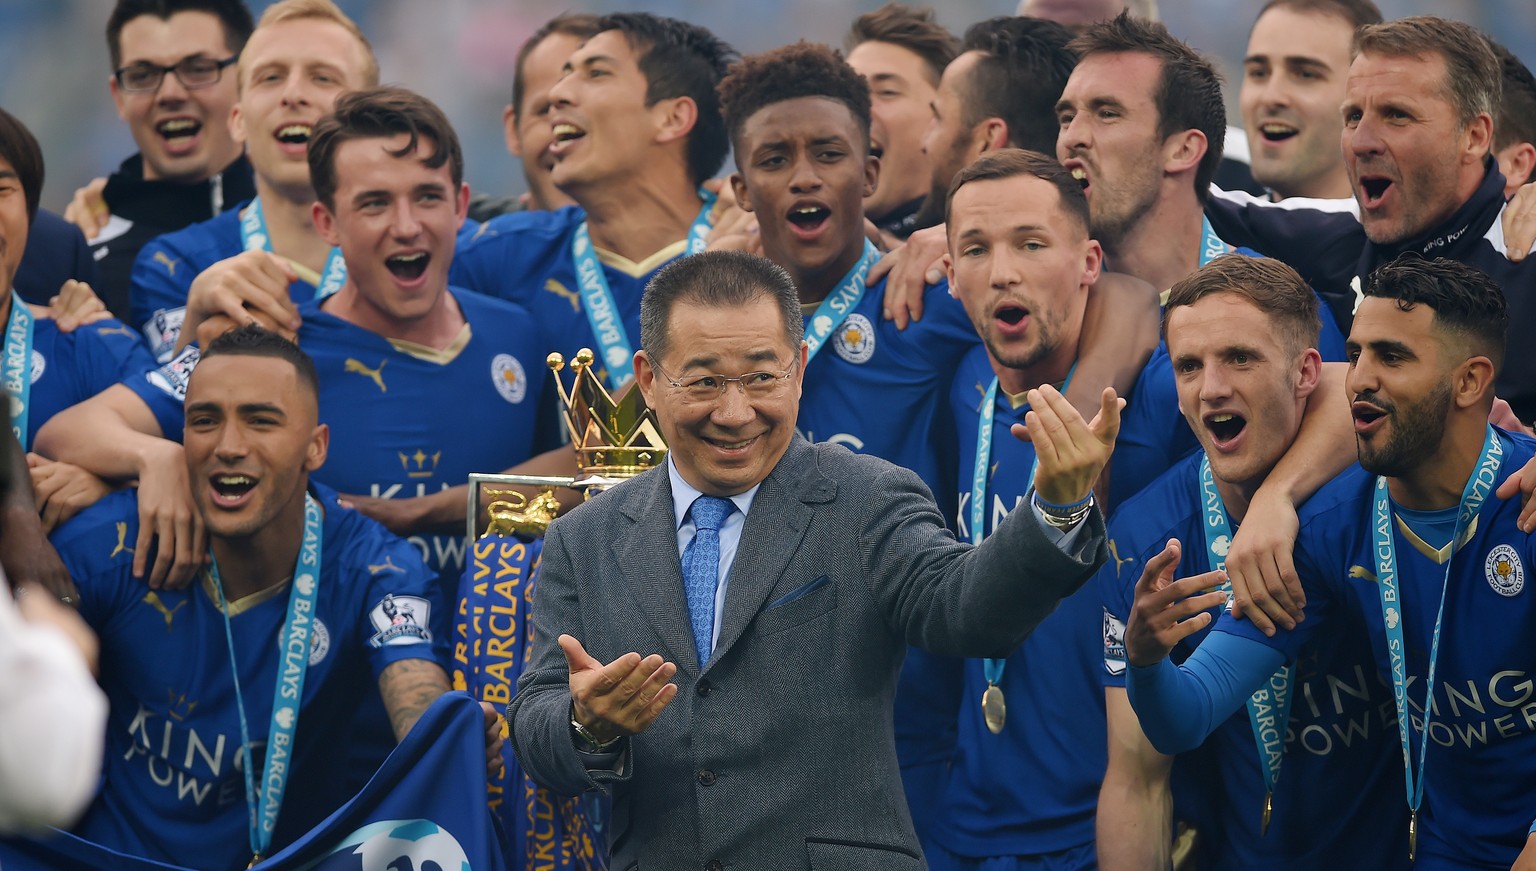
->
[[456, 534, 607, 871], [0, 693, 509, 871]]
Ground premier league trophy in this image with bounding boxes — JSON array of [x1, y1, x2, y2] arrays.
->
[[455, 349, 666, 871]]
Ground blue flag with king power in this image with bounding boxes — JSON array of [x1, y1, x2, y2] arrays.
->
[[455, 534, 608, 871], [0, 692, 508, 871]]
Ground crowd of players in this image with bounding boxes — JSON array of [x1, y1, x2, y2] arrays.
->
[[2, 0, 1536, 867]]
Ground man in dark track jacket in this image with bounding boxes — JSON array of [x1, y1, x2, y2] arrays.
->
[[1204, 16, 1536, 422]]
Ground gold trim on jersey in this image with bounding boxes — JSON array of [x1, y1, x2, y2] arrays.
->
[[1394, 513, 1479, 565], [595, 240, 688, 277], [387, 323, 472, 365], [200, 570, 292, 617]]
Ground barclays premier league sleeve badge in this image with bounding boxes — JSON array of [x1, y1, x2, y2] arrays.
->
[[368, 594, 434, 647]]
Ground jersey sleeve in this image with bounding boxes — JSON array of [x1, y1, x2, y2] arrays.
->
[[120, 345, 199, 442], [358, 534, 451, 677], [449, 227, 533, 306], [1126, 630, 1289, 755], [1208, 534, 1333, 659], [129, 236, 195, 362], [48, 493, 146, 632], [74, 318, 160, 396], [918, 282, 982, 365], [1203, 188, 1365, 298]]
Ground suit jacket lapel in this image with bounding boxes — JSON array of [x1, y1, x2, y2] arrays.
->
[[613, 471, 698, 672], [709, 438, 832, 668]]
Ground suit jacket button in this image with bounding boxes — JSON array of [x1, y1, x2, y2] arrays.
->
[[706, 861, 723, 871], [697, 769, 717, 786], [696, 679, 711, 697]]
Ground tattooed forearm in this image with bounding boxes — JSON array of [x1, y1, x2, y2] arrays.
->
[[378, 658, 451, 741]]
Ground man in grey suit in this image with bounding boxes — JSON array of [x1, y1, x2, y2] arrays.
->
[[509, 249, 1121, 869]]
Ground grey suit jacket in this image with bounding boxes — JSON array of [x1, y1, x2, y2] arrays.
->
[[508, 435, 1107, 870]]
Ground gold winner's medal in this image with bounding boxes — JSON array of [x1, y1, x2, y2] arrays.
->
[[1408, 810, 1417, 861], [1260, 791, 1273, 836], [981, 683, 1006, 734]]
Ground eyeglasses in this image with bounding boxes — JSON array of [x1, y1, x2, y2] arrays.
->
[[649, 357, 800, 404], [114, 56, 238, 93]]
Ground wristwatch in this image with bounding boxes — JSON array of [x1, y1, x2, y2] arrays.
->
[[570, 716, 623, 753]]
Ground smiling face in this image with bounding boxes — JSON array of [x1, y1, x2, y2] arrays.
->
[[233, 18, 373, 197], [313, 133, 468, 330], [945, 173, 1100, 393], [184, 354, 326, 542], [730, 96, 877, 301], [1167, 292, 1316, 494], [506, 30, 584, 211], [846, 39, 939, 221], [1240, 6, 1355, 199], [1342, 51, 1487, 244], [111, 10, 242, 183], [546, 29, 664, 196], [1056, 51, 1167, 247], [1346, 296, 1456, 476], [635, 294, 804, 496]]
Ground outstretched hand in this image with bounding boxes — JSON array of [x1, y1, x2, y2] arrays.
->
[[561, 634, 678, 745], [1013, 385, 1122, 507], [1124, 540, 1230, 667]]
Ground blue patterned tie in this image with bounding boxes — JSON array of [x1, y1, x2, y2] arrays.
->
[[681, 495, 733, 668]]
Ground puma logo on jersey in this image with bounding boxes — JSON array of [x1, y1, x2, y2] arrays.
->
[[345, 358, 388, 392], [369, 555, 406, 575], [153, 251, 178, 276], [1348, 564, 1378, 583], [545, 279, 582, 313], [142, 591, 187, 631], [110, 522, 135, 559], [1108, 539, 1137, 577]]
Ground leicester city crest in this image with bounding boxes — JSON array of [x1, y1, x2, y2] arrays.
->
[[833, 313, 876, 364], [1485, 543, 1525, 597], [491, 353, 527, 404]]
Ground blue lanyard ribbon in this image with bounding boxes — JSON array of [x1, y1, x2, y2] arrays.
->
[[210, 493, 324, 862], [2, 292, 35, 450], [1373, 425, 1501, 854], [574, 189, 717, 389], [972, 365, 1075, 686], [1199, 216, 1228, 268], [239, 197, 348, 300], [803, 240, 880, 364], [1199, 456, 1293, 829]]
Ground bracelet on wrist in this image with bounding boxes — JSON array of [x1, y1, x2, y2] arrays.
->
[[1035, 495, 1094, 530], [1034, 491, 1093, 516]]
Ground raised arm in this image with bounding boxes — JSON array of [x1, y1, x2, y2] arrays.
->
[[34, 385, 204, 588]]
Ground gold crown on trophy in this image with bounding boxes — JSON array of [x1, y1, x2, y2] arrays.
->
[[549, 348, 668, 491]]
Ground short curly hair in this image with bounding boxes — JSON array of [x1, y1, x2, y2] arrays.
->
[[719, 41, 872, 155]]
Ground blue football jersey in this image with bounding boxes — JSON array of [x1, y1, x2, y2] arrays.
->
[[59, 484, 446, 869], [451, 207, 679, 381], [130, 203, 315, 363], [1221, 431, 1536, 869], [121, 290, 551, 598], [1099, 452, 1407, 869], [23, 316, 156, 447], [297, 290, 550, 597], [797, 278, 979, 509]]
